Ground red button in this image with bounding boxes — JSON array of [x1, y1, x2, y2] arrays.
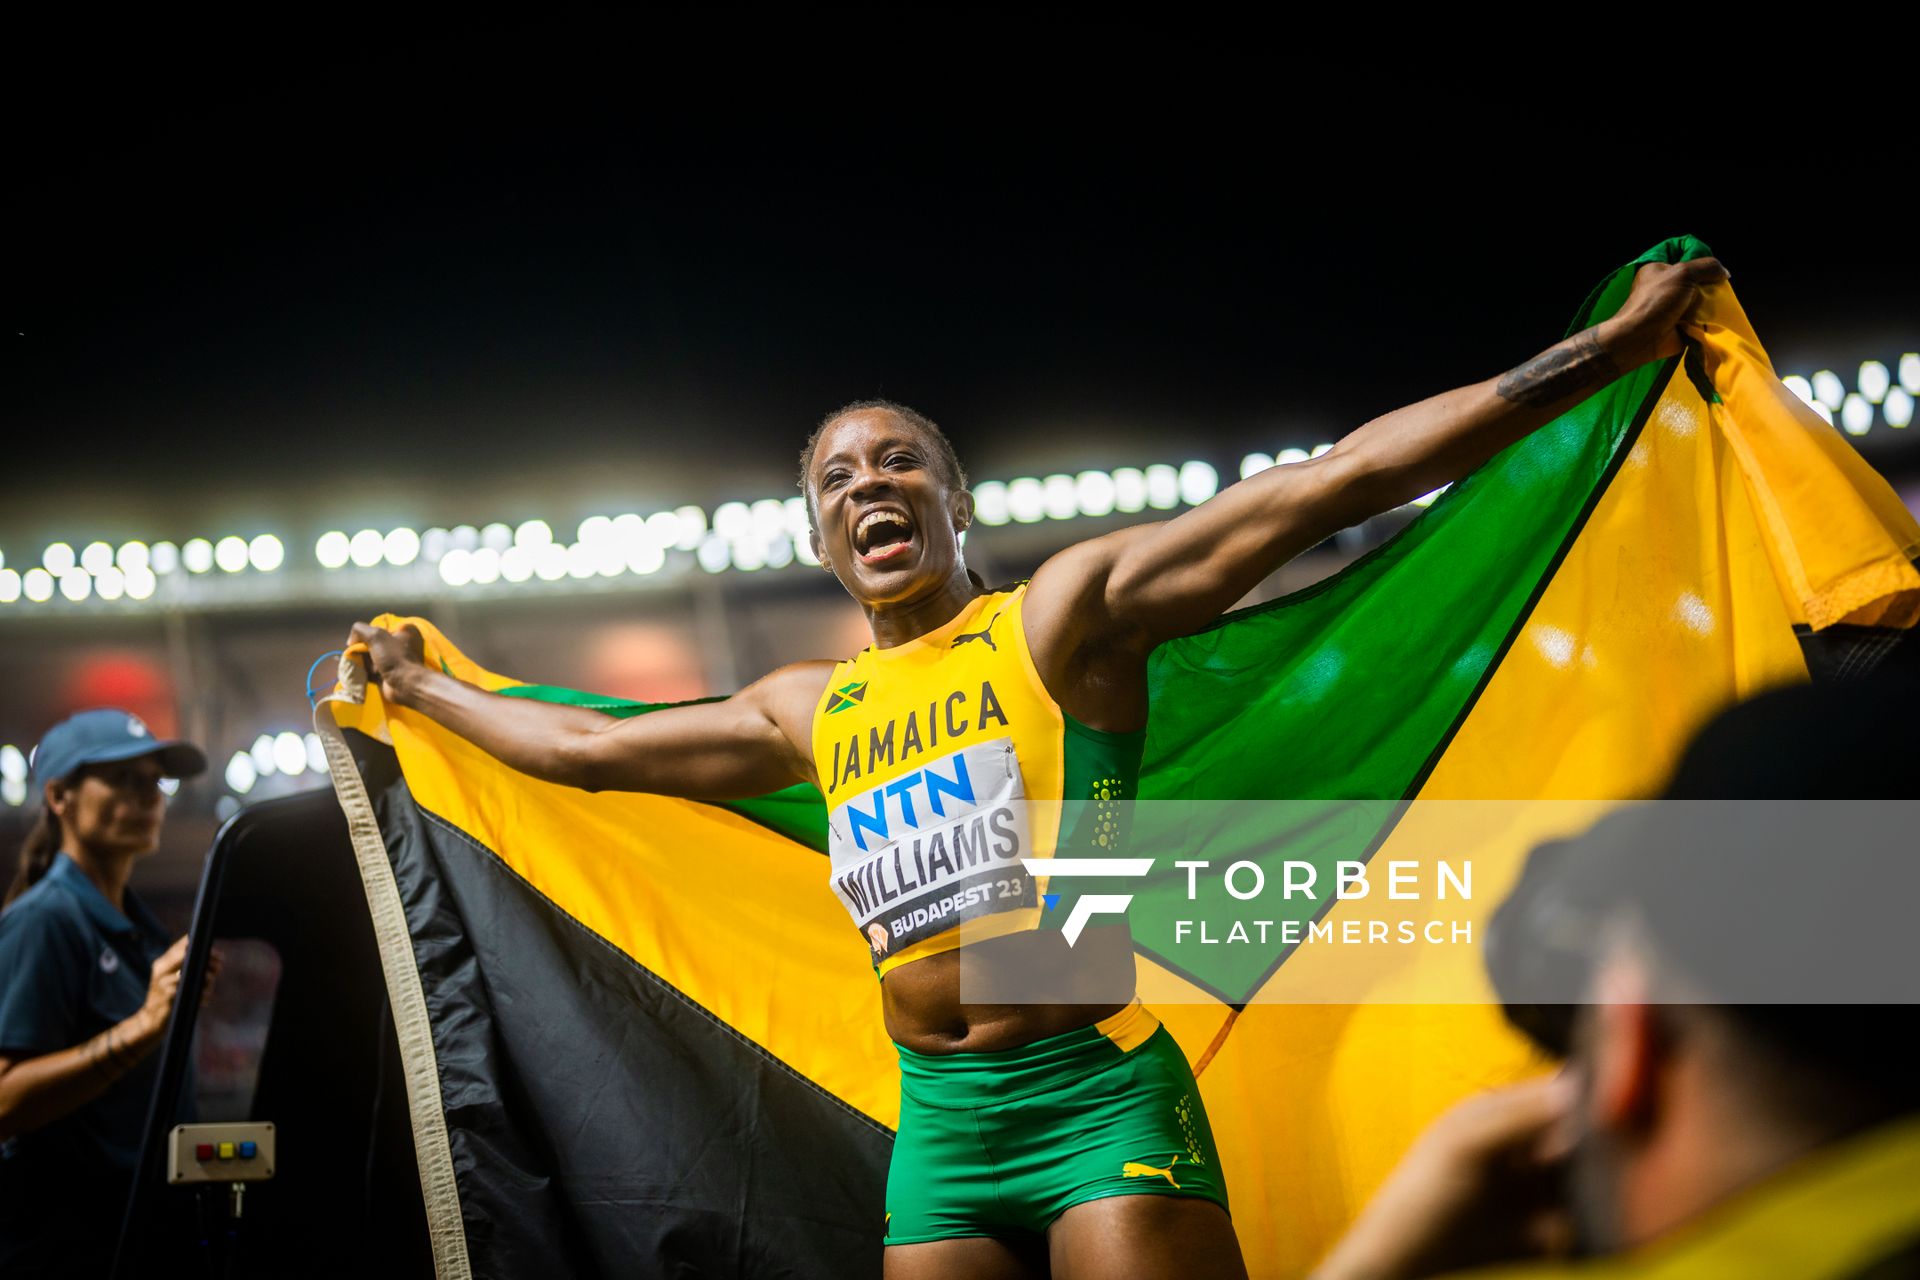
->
[[195, 1143, 214, 1161]]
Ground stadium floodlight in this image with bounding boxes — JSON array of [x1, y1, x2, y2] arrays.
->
[[1859, 360, 1892, 404], [214, 537, 249, 573], [1007, 477, 1045, 524], [794, 535, 822, 567], [500, 546, 535, 582], [565, 542, 596, 580], [24, 569, 54, 602], [577, 515, 614, 547], [225, 751, 257, 795], [515, 519, 554, 549], [612, 513, 648, 554], [1885, 388, 1914, 429], [305, 732, 328, 774], [158, 777, 179, 797], [751, 500, 786, 540], [1240, 453, 1274, 479], [0, 570, 19, 603], [250, 734, 277, 777], [1179, 460, 1219, 506], [1811, 402, 1835, 426], [116, 541, 150, 573], [178, 538, 211, 575], [316, 531, 351, 569], [590, 543, 624, 578], [732, 537, 767, 572], [450, 525, 480, 552], [60, 570, 92, 602], [1841, 393, 1873, 437], [81, 542, 114, 574], [384, 527, 421, 566], [274, 731, 307, 777], [696, 532, 730, 573], [1781, 375, 1817, 408], [1075, 471, 1118, 518], [1810, 370, 1846, 411], [713, 502, 752, 541], [439, 549, 474, 587], [972, 481, 1010, 526], [673, 506, 707, 550], [349, 529, 384, 568], [628, 541, 666, 576], [1277, 447, 1313, 465], [781, 498, 810, 540], [1901, 354, 1920, 396], [248, 534, 285, 572], [647, 510, 684, 548], [764, 537, 794, 570], [1144, 464, 1180, 511], [1311, 443, 1335, 459], [1112, 468, 1147, 514], [44, 542, 76, 575], [470, 548, 503, 584], [151, 541, 180, 574], [534, 544, 569, 581], [124, 567, 157, 600], [0, 745, 24, 781], [1042, 474, 1077, 521], [481, 522, 513, 552], [422, 528, 450, 563], [94, 568, 126, 600], [1, 777, 23, 807]]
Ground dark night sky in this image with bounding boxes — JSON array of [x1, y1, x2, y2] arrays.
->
[[7, 33, 1913, 545]]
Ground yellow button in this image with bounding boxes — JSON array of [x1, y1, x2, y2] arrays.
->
[[218, 1142, 236, 1160]]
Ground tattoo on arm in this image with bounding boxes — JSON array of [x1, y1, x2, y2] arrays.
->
[[1496, 327, 1620, 408]]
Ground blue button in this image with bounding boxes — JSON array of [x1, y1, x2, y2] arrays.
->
[[239, 1141, 257, 1159]]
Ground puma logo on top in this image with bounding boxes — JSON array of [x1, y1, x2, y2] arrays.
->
[[951, 612, 999, 652]]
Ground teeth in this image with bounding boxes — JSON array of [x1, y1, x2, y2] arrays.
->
[[856, 511, 911, 540]]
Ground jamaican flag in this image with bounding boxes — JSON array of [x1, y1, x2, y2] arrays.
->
[[318, 236, 1920, 1279]]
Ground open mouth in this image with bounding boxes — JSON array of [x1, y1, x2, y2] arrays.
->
[[854, 508, 915, 565]]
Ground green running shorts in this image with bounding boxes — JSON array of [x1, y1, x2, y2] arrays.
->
[[887, 1002, 1230, 1245]]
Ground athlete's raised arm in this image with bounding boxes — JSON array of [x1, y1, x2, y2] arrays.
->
[[348, 622, 826, 799], [1048, 257, 1727, 652]]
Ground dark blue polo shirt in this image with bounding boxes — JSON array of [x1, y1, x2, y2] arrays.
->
[[0, 854, 177, 1271]]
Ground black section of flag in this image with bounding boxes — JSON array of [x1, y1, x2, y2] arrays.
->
[[348, 731, 892, 1279]]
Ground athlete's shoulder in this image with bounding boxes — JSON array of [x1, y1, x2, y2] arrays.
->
[[752, 659, 839, 729]]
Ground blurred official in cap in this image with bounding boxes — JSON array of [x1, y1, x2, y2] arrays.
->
[[0, 708, 218, 1277]]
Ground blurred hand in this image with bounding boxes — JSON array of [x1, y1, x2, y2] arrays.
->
[[131, 935, 191, 1045], [1312, 1075, 1577, 1280], [349, 620, 429, 705], [1606, 257, 1728, 367]]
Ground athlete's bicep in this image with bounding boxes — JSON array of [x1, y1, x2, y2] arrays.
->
[[572, 662, 830, 800]]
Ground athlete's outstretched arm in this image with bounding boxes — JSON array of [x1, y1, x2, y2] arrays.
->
[[348, 622, 825, 799], [1077, 257, 1727, 648]]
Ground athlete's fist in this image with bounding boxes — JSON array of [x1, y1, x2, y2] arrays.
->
[[1607, 257, 1729, 367], [349, 621, 429, 705]]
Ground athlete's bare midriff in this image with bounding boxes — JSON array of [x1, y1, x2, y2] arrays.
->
[[878, 923, 1137, 1054]]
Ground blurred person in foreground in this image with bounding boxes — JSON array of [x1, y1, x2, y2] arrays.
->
[[1313, 672, 1920, 1280], [0, 709, 219, 1276]]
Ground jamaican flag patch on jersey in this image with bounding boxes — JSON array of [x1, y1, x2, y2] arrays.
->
[[826, 679, 869, 714]]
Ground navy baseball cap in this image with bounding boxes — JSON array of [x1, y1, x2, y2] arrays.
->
[[31, 708, 208, 785]]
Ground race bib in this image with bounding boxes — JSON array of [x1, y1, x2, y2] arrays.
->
[[826, 736, 1037, 961]]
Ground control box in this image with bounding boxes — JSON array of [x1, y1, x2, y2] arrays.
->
[[167, 1122, 277, 1184]]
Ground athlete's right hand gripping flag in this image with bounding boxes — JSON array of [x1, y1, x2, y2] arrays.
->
[[318, 237, 1919, 1279]]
